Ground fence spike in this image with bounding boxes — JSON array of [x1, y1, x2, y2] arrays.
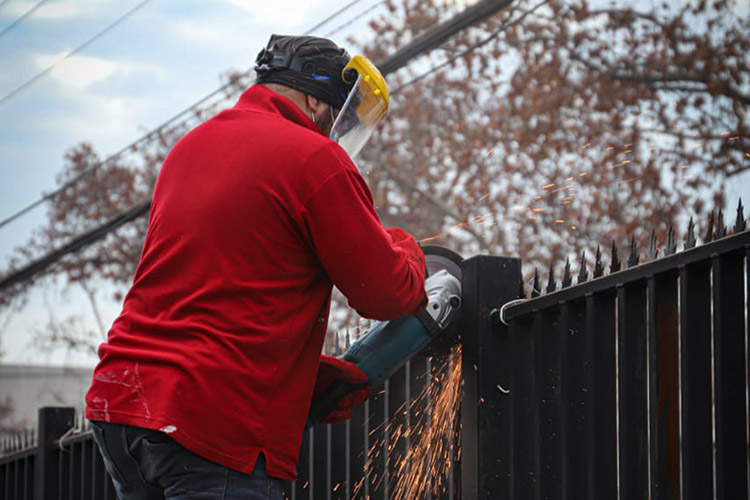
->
[[704, 210, 715, 243], [594, 245, 604, 278], [345, 329, 351, 350], [562, 257, 572, 288], [546, 264, 557, 293], [715, 207, 727, 239], [648, 229, 659, 260], [628, 235, 640, 267], [610, 240, 621, 272], [665, 223, 676, 256], [685, 217, 696, 249], [578, 251, 588, 283], [734, 198, 746, 233], [532, 267, 541, 297]]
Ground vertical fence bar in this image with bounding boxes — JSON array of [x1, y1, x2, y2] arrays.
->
[[511, 312, 537, 498], [367, 382, 387, 499], [90, 437, 102, 500], [679, 261, 713, 499], [312, 423, 329, 500], [460, 255, 522, 500], [537, 308, 563, 500], [406, 353, 431, 500], [648, 273, 680, 500], [587, 291, 618, 498], [292, 425, 311, 499], [81, 439, 91, 500], [330, 419, 348, 499], [713, 251, 748, 499], [564, 299, 592, 500], [68, 441, 81, 500], [617, 282, 649, 499], [349, 402, 366, 499], [387, 366, 407, 498], [34, 407, 73, 500]]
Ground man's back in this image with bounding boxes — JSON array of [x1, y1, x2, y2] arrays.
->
[[86, 84, 427, 480]]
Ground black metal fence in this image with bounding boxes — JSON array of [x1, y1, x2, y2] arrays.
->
[[0, 408, 117, 500], [469, 210, 750, 499]]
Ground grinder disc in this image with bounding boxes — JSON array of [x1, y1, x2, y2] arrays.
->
[[421, 245, 463, 357], [423, 245, 463, 280]]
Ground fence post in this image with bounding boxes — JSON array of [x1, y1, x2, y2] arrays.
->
[[460, 255, 522, 499], [35, 406, 74, 500]]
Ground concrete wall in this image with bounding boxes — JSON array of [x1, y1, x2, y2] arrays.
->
[[0, 364, 93, 430]]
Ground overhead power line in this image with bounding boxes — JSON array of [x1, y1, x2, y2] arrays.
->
[[392, 0, 550, 95], [304, 0, 366, 35], [324, 1, 386, 38], [0, 0, 153, 107], [0, 0, 51, 39], [0, 200, 151, 292], [0, 0, 514, 294]]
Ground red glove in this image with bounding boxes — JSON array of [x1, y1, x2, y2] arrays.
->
[[312, 355, 371, 424]]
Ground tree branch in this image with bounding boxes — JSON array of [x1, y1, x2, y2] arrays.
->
[[381, 164, 495, 252]]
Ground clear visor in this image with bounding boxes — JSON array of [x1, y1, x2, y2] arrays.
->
[[329, 74, 388, 160]]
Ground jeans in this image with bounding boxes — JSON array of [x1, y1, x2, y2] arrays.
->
[[90, 421, 286, 500]]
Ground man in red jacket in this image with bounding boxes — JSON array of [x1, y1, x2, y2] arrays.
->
[[85, 34, 427, 499]]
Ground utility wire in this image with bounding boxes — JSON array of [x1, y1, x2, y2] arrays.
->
[[0, 0, 51, 39], [0, 0, 153, 107], [324, 0, 386, 38], [391, 0, 550, 95], [0, 0, 371, 231], [304, 0, 365, 35]]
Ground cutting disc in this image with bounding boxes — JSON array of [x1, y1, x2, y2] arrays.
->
[[421, 245, 463, 356], [423, 245, 463, 280]]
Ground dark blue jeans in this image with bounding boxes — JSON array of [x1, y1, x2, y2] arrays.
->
[[90, 421, 286, 500]]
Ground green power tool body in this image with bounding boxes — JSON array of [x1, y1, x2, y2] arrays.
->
[[307, 246, 463, 427]]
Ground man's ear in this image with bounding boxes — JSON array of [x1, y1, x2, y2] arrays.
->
[[306, 94, 322, 114]]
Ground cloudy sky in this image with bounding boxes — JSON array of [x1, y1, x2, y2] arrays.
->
[[0, 0, 387, 365]]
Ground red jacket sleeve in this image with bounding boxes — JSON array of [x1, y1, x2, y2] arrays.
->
[[301, 152, 427, 320]]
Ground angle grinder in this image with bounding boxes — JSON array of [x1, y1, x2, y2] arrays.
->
[[307, 245, 463, 427]]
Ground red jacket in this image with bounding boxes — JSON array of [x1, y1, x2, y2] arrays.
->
[[85, 84, 427, 480]]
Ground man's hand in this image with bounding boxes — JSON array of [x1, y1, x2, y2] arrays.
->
[[312, 355, 370, 424]]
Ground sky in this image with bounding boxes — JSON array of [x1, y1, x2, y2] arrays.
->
[[0, 0, 389, 366]]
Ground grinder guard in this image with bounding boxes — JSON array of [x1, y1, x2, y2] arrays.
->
[[307, 246, 463, 427]]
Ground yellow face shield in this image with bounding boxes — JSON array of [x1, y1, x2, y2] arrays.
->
[[329, 55, 389, 160]]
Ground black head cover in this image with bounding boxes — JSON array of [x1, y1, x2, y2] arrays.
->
[[255, 34, 354, 109]]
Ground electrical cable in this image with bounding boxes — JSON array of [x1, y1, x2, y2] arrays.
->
[[391, 0, 551, 95], [0, 0, 51, 39], [324, 1, 386, 38], [0, 0, 153, 107], [304, 0, 365, 35]]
